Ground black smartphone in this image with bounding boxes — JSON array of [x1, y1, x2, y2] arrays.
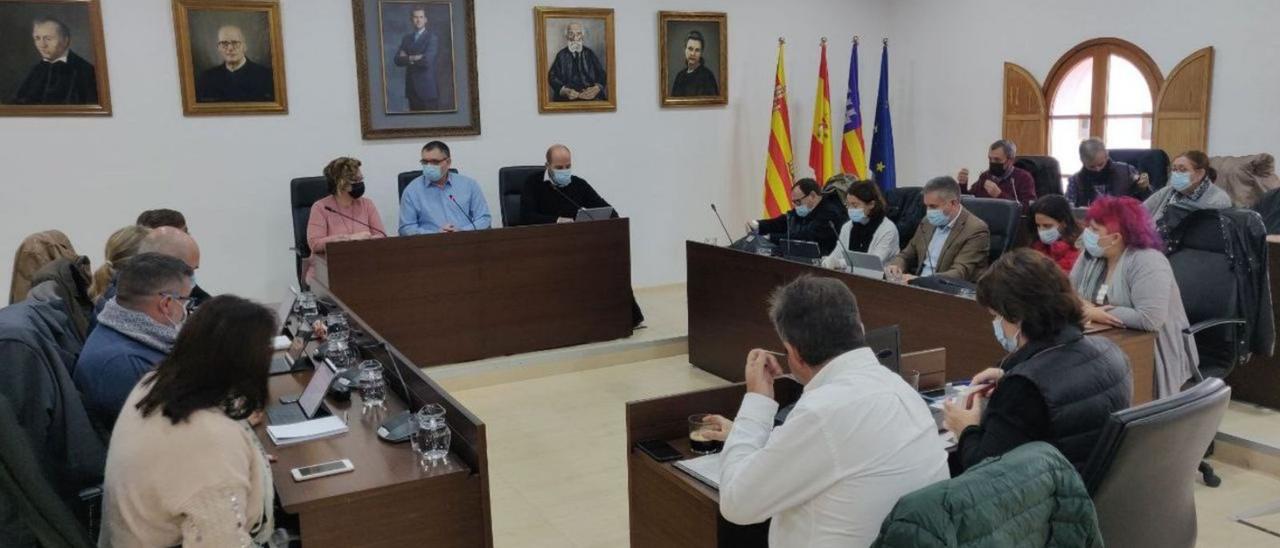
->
[[635, 439, 682, 462]]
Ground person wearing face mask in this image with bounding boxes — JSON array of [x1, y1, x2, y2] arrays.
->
[[885, 176, 990, 283], [1069, 196, 1197, 398], [399, 140, 492, 235], [748, 178, 846, 255], [1144, 150, 1232, 223], [1066, 138, 1151, 207], [305, 156, 386, 282], [821, 177, 899, 267], [1026, 195, 1081, 272], [957, 139, 1037, 209], [73, 253, 194, 434], [520, 144, 617, 224], [942, 249, 1131, 474]]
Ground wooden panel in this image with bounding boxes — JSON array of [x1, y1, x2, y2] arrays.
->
[[1226, 239, 1280, 410], [1154, 47, 1214, 159], [1002, 63, 1047, 155], [902, 348, 946, 391]]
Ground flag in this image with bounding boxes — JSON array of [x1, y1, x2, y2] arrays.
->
[[762, 41, 795, 217], [869, 40, 896, 192], [840, 38, 869, 179], [808, 39, 835, 186]]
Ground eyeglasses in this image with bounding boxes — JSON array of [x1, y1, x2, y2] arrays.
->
[[217, 40, 243, 49], [419, 158, 448, 166], [160, 292, 195, 313]]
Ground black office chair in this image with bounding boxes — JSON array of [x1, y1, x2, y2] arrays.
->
[[1110, 148, 1171, 191], [1072, 206, 1089, 221], [497, 165, 545, 227], [885, 186, 924, 247], [1251, 187, 1280, 234], [1080, 378, 1230, 548], [397, 168, 459, 202], [289, 176, 329, 286], [1014, 155, 1063, 198], [961, 196, 1021, 263]]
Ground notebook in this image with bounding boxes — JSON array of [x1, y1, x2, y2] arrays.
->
[[674, 452, 724, 491], [266, 415, 349, 447]]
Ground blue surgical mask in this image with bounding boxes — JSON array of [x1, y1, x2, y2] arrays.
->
[[551, 169, 572, 187], [422, 164, 444, 182], [794, 205, 812, 217], [1082, 228, 1108, 258], [848, 208, 868, 224], [1169, 171, 1192, 192], [992, 316, 1021, 353], [926, 208, 949, 227], [1038, 226, 1061, 245]]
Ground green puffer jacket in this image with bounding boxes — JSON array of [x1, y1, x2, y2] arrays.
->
[[871, 442, 1103, 548]]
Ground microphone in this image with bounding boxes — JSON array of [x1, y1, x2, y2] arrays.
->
[[324, 206, 387, 237], [785, 213, 793, 258], [375, 341, 417, 443], [447, 194, 477, 230], [710, 204, 735, 243], [829, 220, 849, 253]]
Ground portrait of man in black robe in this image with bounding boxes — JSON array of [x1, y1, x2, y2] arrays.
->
[[194, 24, 275, 103], [9, 16, 98, 105], [671, 30, 718, 97], [547, 21, 607, 102]]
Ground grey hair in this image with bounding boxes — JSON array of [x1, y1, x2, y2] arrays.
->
[[989, 139, 1017, 158], [565, 21, 586, 39], [768, 276, 866, 367], [115, 253, 193, 308], [1079, 138, 1108, 163], [923, 175, 961, 201], [33, 17, 71, 40]]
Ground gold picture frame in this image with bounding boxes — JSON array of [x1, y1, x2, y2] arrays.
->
[[0, 0, 112, 116], [171, 0, 288, 116], [658, 11, 727, 107], [534, 6, 615, 113]]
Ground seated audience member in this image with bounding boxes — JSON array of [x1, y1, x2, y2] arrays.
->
[[399, 140, 492, 235], [958, 139, 1036, 208], [748, 178, 845, 255], [136, 208, 188, 233], [100, 295, 275, 547], [821, 177, 900, 267], [521, 144, 618, 224], [1144, 150, 1232, 223], [93, 226, 204, 329], [90, 225, 150, 302], [1027, 195, 1082, 272], [943, 249, 1131, 474], [74, 253, 193, 432], [1069, 196, 1197, 398], [1066, 138, 1151, 207], [702, 276, 948, 547], [885, 176, 991, 283], [305, 156, 386, 281]]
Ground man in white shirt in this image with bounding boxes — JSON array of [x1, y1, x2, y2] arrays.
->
[[704, 276, 949, 547]]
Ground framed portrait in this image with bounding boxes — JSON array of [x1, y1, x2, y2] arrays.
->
[[659, 11, 726, 107], [171, 0, 287, 116], [352, 0, 480, 140], [534, 6, 615, 113], [0, 0, 111, 116]]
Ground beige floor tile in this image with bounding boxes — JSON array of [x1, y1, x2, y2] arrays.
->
[[1196, 459, 1280, 547]]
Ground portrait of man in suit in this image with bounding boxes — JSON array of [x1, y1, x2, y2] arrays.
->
[[194, 23, 275, 103], [394, 6, 439, 111], [546, 21, 607, 102], [8, 16, 98, 105], [378, 2, 457, 114]]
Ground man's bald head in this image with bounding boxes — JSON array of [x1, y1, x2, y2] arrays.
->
[[545, 144, 571, 165], [139, 226, 201, 270]]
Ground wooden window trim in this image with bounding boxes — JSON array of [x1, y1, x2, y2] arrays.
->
[[1044, 37, 1163, 140]]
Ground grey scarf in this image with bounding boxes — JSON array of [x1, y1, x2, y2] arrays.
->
[[96, 298, 178, 353], [1072, 249, 1133, 306]]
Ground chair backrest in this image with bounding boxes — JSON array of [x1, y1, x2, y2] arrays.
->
[[10, 230, 77, 305], [498, 165, 546, 227], [289, 177, 329, 283], [398, 168, 460, 202], [1014, 155, 1063, 198], [1166, 209, 1243, 378], [961, 196, 1021, 263], [1110, 148, 1171, 190], [1252, 187, 1280, 234], [885, 186, 924, 247], [1080, 378, 1229, 548], [0, 396, 95, 548]]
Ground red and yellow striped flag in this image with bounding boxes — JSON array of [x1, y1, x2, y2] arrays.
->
[[809, 39, 835, 186], [763, 40, 795, 217], [841, 37, 869, 179]]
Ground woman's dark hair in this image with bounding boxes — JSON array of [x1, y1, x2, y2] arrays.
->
[[136, 295, 276, 424], [846, 179, 887, 219], [976, 249, 1083, 341], [1177, 150, 1218, 182], [1027, 194, 1080, 241]]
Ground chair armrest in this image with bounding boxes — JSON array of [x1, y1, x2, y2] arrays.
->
[[1183, 318, 1246, 337], [78, 485, 104, 540]]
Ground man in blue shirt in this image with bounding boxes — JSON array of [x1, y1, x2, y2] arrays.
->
[[399, 141, 492, 235]]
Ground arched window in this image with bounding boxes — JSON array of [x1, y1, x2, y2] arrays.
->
[[1044, 38, 1163, 177]]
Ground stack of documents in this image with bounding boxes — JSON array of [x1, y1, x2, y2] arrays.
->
[[674, 452, 724, 490], [267, 415, 348, 446]]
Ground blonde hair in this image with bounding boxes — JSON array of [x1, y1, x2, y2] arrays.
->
[[91, 225, 150, 300], [323, 157, 363, 195]]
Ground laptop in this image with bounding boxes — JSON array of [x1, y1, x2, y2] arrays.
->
[[775, 239, 822, 262], [266, 359, 336, 425], [575, 206, 614, 221], [269, 338, 315, 376], [843, 250, 885, 279]]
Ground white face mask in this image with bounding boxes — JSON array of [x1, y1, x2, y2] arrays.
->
[[992, 316, 1021, 353]]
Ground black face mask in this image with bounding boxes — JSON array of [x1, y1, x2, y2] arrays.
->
[[348, 182, 366, 199], [1083, 163, 1110, 183], [989, 162, 1007, 177]]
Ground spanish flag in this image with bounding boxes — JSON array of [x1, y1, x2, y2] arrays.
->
[[809, 38, 835, 186], [762, 40, 794, 218], [840, 38, 869, 179]]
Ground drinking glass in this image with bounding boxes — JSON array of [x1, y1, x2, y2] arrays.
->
[[326, 339, 355, 369], [325, 313, 350, 343], [688, 414, 723, 455], [904, 370, 921, 392], [412, 403, 451, 467], [358, 360, 386, 414], [296, 292, 320, 324]]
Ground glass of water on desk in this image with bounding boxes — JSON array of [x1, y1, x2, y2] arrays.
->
[[412, 403, 451, 468], [296, 291, 320, 324], [358, 360, 387, 414], [325, 312, 350, 343]]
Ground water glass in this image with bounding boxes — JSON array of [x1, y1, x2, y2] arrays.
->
[[412, 403, 451, 467], [358, 360, 386, 413], [904, 370, 921, 392], [296, 292, 320, 324], [326, 339, 355, 369], [325, 313, 350, 343]]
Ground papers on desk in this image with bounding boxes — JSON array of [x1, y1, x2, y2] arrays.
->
[[267, 415, 349, 447], [272, 335, 293, 351], [674, 452, 724, 491]]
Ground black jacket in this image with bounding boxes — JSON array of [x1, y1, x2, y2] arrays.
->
[[10, 50, 98, 105], [756, 193, 845, 255], [195, 58, 275, 102], [957, 326, 1131, 474], [520, 172, 614, 224]]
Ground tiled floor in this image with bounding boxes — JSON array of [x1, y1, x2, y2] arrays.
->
[[452, 354, 1280, 548]]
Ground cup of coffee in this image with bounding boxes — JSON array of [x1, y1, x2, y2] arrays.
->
[[688, 414, 723, 455]]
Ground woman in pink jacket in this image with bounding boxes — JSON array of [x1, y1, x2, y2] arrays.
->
[[305, 157, 386, 282]]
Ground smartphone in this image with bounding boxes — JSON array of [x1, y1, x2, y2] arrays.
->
[[291, 459, 354, 482], [635, 439, 683, 462]]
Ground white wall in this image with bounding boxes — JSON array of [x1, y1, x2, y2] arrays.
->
[[2, 0, 888, 303], [884, 0, 1280, 187]]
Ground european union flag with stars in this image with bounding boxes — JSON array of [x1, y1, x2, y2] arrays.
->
[[869, 41, 896, 192]]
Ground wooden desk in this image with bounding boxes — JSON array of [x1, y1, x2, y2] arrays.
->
[[686, 242, 1158, 404], [257, 293, 492, 547], [1226, 238, 1280, 410], [312, 219, 633, 368]]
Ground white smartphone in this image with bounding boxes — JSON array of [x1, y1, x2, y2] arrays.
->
[[291, 459, 354, 482]]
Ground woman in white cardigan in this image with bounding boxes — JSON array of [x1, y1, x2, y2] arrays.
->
[[822, 178, 900, 267]]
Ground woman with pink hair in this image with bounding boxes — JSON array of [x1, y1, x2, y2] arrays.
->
[[1068, 196, 1197, 398]]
